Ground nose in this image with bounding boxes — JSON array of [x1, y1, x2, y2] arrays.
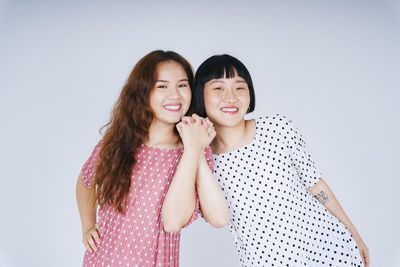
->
[[169, 85, 181, 99], [223, 88, 237, 103]]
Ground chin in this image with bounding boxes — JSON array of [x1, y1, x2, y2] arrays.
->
[[166, 114, 184, 124]]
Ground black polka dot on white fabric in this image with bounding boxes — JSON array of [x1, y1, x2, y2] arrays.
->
[[213, 115, 363, 267]]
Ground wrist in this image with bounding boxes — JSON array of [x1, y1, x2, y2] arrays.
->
[[82, 221, 96, 234], [349, 230, 361, 242], [353, 234, 363, 243], [183, 146, 202, 155]]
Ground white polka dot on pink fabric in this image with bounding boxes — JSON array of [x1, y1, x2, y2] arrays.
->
[[80, 141, 214, 266]]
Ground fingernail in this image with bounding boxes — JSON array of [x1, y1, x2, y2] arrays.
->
[[205, 124, 209, 128]]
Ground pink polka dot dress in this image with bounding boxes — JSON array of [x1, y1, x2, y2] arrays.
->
[[80, 140, 214, 267]]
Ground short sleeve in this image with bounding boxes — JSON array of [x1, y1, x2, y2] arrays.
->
[[284, 117, 322, 188], [80, 139, 103, 188]]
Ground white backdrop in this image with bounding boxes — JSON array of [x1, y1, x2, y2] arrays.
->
[[1, 0, 399, 266]]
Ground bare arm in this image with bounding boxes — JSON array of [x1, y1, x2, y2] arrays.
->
[[196, 152, 229, 228], [76, 173, 100, 251], [162, 114, 213, 232], [161, 147, 201, 232], [308, 178, 370, 266]]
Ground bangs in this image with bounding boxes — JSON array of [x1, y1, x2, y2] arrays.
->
[[201, 56, 249, 83]]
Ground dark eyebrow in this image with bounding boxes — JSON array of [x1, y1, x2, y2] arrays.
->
[[156, 78, 188, 83], [235, 80, 247, 84], [209, 79, 247, 85], [209, 79, 226, 85]]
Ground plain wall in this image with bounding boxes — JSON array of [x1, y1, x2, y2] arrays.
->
[[0, 0, 399, 266]]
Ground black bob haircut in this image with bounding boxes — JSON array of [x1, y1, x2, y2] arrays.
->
[[192, 54, 255, 117]]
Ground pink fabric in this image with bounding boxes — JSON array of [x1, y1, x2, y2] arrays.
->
[[81, 140, 214, 267]]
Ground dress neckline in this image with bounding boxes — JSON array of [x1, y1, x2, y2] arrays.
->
[[141, 143, 183, 152], [213, 118, 259, 156]]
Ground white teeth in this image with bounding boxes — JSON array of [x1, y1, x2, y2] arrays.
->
[[164, 105, 181, 110], [221, 107, 238, 112]]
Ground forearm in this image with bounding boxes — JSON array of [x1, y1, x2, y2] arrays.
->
[[308, 179, 361, 240], [161, 148, 200, 232], [196, 154, 229, 228], [76, 173, 97, 234]]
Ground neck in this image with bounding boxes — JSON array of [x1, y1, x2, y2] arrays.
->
[[146, 120, 179, 148], [212, 120, 248, 151]]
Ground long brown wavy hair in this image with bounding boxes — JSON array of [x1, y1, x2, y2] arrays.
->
[[93, 50, 194, 213]]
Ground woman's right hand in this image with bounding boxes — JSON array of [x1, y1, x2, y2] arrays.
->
[[176, 114, 215, 151], [82, 223, 101, 252]]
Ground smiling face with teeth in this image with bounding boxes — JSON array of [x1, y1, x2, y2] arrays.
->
[[149, 61, 191, 127], [203, 72, 250, 127]]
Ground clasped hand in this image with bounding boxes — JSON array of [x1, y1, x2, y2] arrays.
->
[[176, 114, 216, 151]]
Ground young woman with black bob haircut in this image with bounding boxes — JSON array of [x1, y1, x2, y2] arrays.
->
[[192, 54, 369, 267], [76, 50, 229, 266]]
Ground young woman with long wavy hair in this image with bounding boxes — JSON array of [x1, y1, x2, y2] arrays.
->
[[76, 50, 229, 266], [192, 54, 369, 267]]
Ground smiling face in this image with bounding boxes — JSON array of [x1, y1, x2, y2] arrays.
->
[[149, 61, 191, 126], [203, 71, 250, 127]]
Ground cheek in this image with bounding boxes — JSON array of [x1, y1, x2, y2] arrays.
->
[[204, 92, 219, 111], [149, 91, 163, 110], [183, 89, 192, 104], [239, 93, 251, 108]]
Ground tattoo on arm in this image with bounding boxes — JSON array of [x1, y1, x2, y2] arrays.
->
[[314, 190, 329, 204]]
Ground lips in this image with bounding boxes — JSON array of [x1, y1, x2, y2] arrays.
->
[[163, 103, 182, 112], [220, 106, 239, 114]]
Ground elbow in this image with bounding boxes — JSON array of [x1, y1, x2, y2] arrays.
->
[[209, 220, 228, 228], [208, 213, 230, 228], [162, 221, 183, 233], [161, 210, 184, 233]]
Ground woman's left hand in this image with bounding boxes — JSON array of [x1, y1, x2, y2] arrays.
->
[[356, 238, 370, 267]]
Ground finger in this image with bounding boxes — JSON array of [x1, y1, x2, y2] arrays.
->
[[176, 123, 184, 135], [95, 223, 99, 231], [365, 251, 370, 266], [83, 239, 93, 252], [204, 119, 214, 134], [191, 114, 202, 125], [200, 118, 209, 129], [207, 123, 214, 135], [362, 251, 369, 266], [191, 113, 201, 120], [91, 229, 101, 244], [181, 116, 193, 124], [87, 236, 98, 251], [209, 128, 216, 140], [206, 117, 213, 127], [176, 122, 186, 130], [190, 115, 202, 125]]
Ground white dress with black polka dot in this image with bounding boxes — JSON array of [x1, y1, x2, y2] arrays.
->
[[213, 115, 363, 267]]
